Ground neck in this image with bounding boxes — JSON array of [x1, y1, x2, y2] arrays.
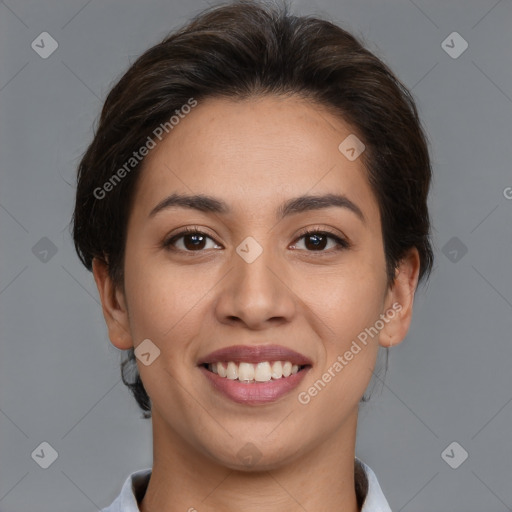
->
[[140, 409, 361, 512]]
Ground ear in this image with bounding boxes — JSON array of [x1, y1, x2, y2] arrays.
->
[[92, 257, 134, 350], [379, 247, 421, 348]]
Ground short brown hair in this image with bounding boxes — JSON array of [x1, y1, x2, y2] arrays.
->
[[72, 0, 434, 417]]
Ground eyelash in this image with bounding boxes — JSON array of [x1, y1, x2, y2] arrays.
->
[[162, 225, 351, 254]]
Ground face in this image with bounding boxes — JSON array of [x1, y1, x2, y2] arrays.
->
[[94, 94, 418, 470]]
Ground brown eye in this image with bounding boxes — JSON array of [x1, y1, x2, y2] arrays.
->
[[163, 228, 221, 252], [292, 230, 350, 252], [181, 232, 207, 250]]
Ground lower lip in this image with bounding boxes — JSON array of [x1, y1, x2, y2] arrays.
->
[[198, 365, 311, 405]]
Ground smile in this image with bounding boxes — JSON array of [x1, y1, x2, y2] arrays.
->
[[203, 360, 307, 382]]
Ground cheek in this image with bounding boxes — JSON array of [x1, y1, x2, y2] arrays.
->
[[122, 251, 205, 343], [302, 258, 387, 339], [339, 273, 384, 322], [298, 271, 384, 415]]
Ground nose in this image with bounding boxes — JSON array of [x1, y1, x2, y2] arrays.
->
[[214, 240, 296, 330]]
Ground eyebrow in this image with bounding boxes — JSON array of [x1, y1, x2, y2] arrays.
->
[[148, 192, 365, 224]]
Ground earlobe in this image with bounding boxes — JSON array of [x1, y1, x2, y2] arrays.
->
[[379, 248, 421, 348], [92, 257, 133, 350]]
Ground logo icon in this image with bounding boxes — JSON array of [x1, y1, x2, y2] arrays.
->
[[236, 442, 263, 467], [236, 236, 263, 264], [441, 32, 468, 59], [441, 441, 468, 469], [338, 134, 365, 161], [134, 339, 161, 366], [31, 441, 58, 469], [31, 32, 59, 59], [442, 236, 468, 263], [32, 237, 58, 263]]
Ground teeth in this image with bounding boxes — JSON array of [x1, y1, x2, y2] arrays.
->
[[254, 362, 271, 382], [226, 361, 238, 380], [238, 362, 255, 381], [217, 362, 226, 378], [271, 361, 283, 379], [207, 361, 302, 382]]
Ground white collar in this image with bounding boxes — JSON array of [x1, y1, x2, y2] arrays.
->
[[100, 459, 391, 511]]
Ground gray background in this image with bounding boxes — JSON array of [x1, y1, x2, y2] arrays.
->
[[0, 0, 511, 510]]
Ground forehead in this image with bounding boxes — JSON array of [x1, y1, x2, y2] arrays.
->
[[131, 95, 380, 225]]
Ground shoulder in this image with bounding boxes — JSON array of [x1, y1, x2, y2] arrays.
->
[[99, 468, 152, 512], [356, 458, 393, 512]]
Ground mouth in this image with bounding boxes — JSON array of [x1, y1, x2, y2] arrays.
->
[[196, 345, 312, 404]]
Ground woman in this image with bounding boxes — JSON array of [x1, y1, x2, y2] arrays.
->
[[72, 1, 434, 510]]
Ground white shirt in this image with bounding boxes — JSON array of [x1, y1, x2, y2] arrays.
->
[[100, 459, 391, 511]]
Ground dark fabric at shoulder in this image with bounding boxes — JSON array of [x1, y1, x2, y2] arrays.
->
[[132, 470, 152, 505], [355, 459, 369, 510]]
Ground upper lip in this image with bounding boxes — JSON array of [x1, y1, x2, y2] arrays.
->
[[197, 344, 313, 366]]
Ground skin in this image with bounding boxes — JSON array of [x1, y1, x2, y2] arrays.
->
[[93, 94, 420, 512]]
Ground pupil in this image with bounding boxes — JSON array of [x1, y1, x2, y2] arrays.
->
[[185, 234, 205, 250], [306, 234, 326, 250]]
